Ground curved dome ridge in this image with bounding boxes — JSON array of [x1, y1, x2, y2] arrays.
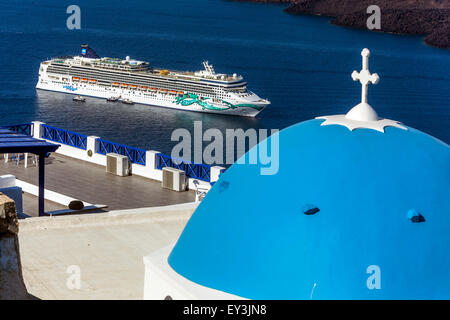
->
[[169, 119, 450, 299]]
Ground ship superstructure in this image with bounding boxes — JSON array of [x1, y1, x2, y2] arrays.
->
[[36, 45, 270, 116]]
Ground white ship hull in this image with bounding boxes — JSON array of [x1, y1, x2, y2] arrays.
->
[[36, 80, 267, 117]]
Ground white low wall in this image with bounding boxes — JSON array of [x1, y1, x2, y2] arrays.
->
[[16, 179, 94, 207], [143, 245, 243, 300], [32, 121, 223, 190]]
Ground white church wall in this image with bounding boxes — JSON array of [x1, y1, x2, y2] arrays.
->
[[143, 246, 243, 300]]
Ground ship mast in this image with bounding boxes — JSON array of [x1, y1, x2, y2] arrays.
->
[[202, 61, 216, 76]]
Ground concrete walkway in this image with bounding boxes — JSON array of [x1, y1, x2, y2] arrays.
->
[[18, 203, 197, 299], [0, 154, 195, 216]]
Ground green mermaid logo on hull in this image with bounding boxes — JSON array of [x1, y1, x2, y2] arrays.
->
[[174, 93, 263, 111]]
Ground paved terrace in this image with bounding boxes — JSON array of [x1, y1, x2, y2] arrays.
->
[[18, 203, 198, 299], [0, 153, 195, 216]]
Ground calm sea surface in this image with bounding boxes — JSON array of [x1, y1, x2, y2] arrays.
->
[[0, 0, 449, 156]]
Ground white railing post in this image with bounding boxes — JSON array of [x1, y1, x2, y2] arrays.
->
[[31, 121, 45, 138], [145, 150, 160, 170], [136, 150, 162, 181], [87, 136, 100, 155], [210, 166, 225, 183]]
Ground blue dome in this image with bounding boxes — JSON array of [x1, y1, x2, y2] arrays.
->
[[169, 119, 450, 299]]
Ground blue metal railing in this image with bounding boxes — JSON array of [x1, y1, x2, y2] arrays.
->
[[3, 123, 217, 182], [97, 139, 146, 165], [3, 123, 33, 136], [156, 153, 211, 182], [41, 124, 88, 150]]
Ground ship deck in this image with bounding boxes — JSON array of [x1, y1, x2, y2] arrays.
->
[[0, 153, 195, 217], [50, 59, 242, 83]]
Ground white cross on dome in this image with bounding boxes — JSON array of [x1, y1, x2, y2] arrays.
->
[[351, 48, 379, 105], [316, 48, 407, 133]]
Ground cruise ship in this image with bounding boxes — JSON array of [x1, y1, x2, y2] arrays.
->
[[36, 45, 270, 117]]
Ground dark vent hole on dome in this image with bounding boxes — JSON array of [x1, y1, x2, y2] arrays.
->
[[303, 204, 319, 215], [218, 180, 230, 194], [407, 209, 426, 223]]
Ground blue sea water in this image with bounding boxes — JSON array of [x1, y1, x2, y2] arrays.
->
[[0, 0, 448, 156]]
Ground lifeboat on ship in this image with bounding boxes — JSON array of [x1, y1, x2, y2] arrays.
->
[[72, 77, 80, 81], [81, 78, 88, 82], [130, 84, 137, 89], [121, 83, 129, 87], [149, 88, 157, 92], [160, 89, 168, 94], [112, 82, 120, 86], [169, 90, 177, 95], [139, 86, 147, 90], [89, 79, 97, 83]]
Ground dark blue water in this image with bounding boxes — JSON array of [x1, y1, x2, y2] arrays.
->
[[0, 0, 449, 154]]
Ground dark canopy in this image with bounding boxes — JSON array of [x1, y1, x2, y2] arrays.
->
[[0, 128, 60, 216], [0, 131, 59, 154]]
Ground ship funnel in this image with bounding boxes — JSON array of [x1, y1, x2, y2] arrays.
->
[[80, 44, 100, 59]]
